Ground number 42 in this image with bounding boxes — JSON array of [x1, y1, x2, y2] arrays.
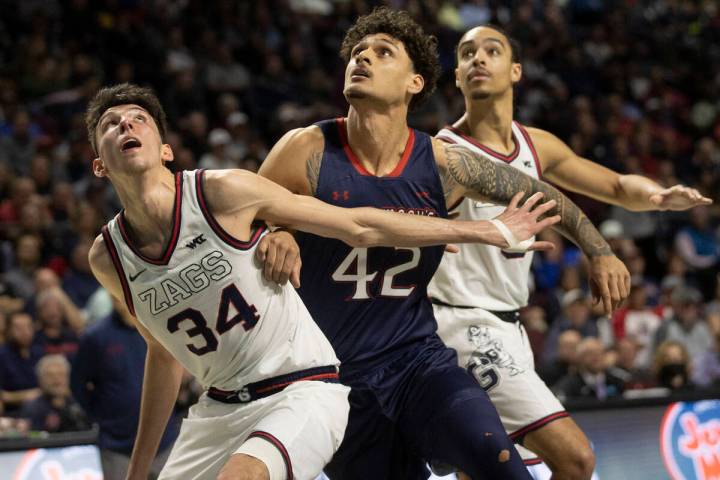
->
[[331, 247, 420, 300]]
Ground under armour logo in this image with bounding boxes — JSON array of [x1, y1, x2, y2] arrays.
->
[[523, 160, 532, 168], [185, 234, 206, 249], [332, 191, 350, 201]]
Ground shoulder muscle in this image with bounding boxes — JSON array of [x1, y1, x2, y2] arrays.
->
[[258, 125, 325, 195]]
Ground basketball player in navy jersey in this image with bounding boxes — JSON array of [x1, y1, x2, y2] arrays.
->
[[85, 83, 558, 480], [427, 25, 712, 480], [258, 8, 630, 479]]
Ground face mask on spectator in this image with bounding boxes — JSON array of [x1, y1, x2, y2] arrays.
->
[[659, 363, 688, 389]]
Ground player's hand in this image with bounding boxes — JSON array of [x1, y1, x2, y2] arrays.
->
[[492, 192, 560, 251], [255, 230, 302, 288], [588, 255, 630, 314], [649, 185, 712, 211]]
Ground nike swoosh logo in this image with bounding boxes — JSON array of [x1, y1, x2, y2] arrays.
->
[[129, 269, 147, 282]]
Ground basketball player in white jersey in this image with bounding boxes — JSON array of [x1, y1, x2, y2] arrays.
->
[[84, 83, 562, 480], [429, 25, 711, 480]]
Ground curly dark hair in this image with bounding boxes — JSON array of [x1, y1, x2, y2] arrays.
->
[[85, 83, 168, 155], [340, 7, 440, 110]]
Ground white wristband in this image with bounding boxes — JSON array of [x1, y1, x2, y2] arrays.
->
[[489, 219, 534, 253]]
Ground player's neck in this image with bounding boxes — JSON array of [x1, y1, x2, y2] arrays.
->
[[459, 92, 514, 152], [345, 105, 410, 176], [111, 167, 177, 247]]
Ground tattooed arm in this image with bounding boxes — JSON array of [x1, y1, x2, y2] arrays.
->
[[256, 126, 326, 286], [434, 139, 630, 313]]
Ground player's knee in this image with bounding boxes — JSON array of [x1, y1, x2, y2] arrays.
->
[[555, 444, 595, 479], [217, 454, 270, 480]]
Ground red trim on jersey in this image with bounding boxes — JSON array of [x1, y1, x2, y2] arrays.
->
[[435, 135, 457, 144], [195, 169, 267, 250], [444, 125, 520, 163], [117, 172, 183, 266], [248, 431, 294, 480], [254, 372, 340, 394], [101, 225, 136, 316], [336, 117, 415, 177], [524, 458, 543, 466], [509, 411, 569, 442], [516, 123, 543, 178]]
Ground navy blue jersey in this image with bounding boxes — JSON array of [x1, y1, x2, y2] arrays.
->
[[297, 118, 448, 371]]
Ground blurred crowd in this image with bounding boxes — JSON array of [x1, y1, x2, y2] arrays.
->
[[0, 0, 719, 445]]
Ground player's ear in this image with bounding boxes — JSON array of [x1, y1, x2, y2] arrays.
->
[[92, 157, 106, 178], [511, 62, 522, 84], [408, 73, 424, 96], [455, 67, 461, 88], [161, 144, 174, 164]]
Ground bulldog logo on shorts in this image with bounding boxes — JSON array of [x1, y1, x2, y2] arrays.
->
[[465, 326, 524, 391]]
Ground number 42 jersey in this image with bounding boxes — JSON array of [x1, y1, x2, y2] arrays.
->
[[297, 118, 448, 371], [102, 170, 339, 391]]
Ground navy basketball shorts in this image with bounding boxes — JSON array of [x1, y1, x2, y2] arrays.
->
[[324, 335, 532, 480]]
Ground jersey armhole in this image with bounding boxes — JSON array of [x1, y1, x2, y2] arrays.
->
[[516, 123, 543, 179], [101, 225, 136, 317], [194, 169, 267, 251]]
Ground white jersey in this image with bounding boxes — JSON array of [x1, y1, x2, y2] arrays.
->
[[428, 122, 542, 311], [103, 169, 339, 391]]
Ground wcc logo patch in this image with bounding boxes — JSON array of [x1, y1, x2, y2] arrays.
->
[[660, 400, 720, 480]]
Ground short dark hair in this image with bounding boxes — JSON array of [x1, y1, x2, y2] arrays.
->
[[340, 7, 440, 110], [456, 24, 522, 64], [85, 83, 168, 155]]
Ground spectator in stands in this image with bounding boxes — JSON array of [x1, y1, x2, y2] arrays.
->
[[34, 287, 84, 358], [674, 206, 719, 300], [71, 301, 178, 480], [653, 341, 694, 392], [198, 128, 238, 170], [0, 312, 42, 412], [19, 354, 89, 432], [540, 329, 582, 389], [655, 285, 713, 362], [554, 337, 625, 401], [611, 282, 663, 368], [61, 239, 100, 309], [692, 313, 720, 388], [607, 338, 653, 390], [543, 289, 598, 364], [3, 233, 44, 302]]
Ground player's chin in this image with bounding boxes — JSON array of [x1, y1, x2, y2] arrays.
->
[[470, 89, 492, 100], [344, 85, 368, 100]]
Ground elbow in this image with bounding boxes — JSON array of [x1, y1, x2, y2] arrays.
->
[[345, 228, 375, 248]]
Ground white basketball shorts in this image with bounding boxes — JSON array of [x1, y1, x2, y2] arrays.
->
[[159, 380, 350, 480], [433, 304, 568, 460]]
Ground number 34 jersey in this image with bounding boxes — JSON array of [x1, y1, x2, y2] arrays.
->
[[296, 118, 448, 371], [102, 170, 339, 391]]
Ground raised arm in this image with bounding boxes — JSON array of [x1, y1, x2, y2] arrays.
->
[[435, 139, 630, 313], [531, 128, 711, 212], [205, 169, 559, 252], [88, 236, 183, 480]]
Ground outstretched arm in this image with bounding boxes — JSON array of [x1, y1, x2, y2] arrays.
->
[[206, 169, 559, 252], [437, 141, 612, 257], [435, 140, 630, 313], [531, 127, 711, 211]]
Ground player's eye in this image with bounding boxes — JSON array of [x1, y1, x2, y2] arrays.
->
[[462, 49, 474, 58], [380, 48, 391, 56], [488, 48, 500, 56], [136, 114, 146, 122]]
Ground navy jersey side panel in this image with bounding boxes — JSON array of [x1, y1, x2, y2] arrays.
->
[[296, 118, 448, 371]]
